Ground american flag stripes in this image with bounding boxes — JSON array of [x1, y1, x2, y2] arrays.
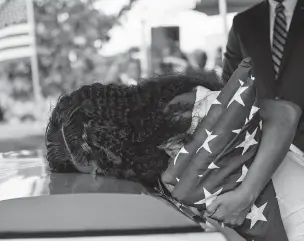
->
[[0, 0, 42, 107], [0, 0, 34, 62], [161, 58, 288, 241]]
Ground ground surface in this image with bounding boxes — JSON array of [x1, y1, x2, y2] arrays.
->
[[0, 122, 45, 153]]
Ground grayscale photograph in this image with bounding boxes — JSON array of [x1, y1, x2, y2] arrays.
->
[[0, 0, 303, 240]]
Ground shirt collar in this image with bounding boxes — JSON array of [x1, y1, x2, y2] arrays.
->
[[269, 0, 298, 15]]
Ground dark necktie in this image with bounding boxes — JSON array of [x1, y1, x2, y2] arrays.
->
[[272, 1, 287, 79]]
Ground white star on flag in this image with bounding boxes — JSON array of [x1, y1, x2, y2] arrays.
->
[[212, 98, 221, 105], [249, 106, 260, 120], [232, 129, 241, 134], [236, 164, 248, 182], [227, 83, 248, 107], [236, 128, 258, 155], [173, 146, 189, 165], [208, 162, 220, 169], [194, 187, 223, 206], [196, 130, 217, 153], [246, 202, 268, 229]]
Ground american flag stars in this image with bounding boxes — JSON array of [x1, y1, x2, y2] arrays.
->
[[196, 130, 218, 153], [249, 106, 260, 120], [236, 128, 258, 155], [212, 98, 221, 105], [194, 187, 223, 206], [233, 129, 242, 134], [246, 203, 268, 229], [208, 162, 220, 169], [160, 63, 284, 240], [173, 146, 189, 165], [227, 80, 248, 107], [236, 164, 248, 183]]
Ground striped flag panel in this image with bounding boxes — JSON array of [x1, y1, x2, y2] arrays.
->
[[160, 58, 288, 241], [0, 0, 34, 62]]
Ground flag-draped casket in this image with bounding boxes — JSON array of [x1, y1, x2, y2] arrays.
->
[[160, 58, 288, 241]]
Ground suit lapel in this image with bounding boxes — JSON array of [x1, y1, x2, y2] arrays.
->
[[279, 0, 304, 79], [250, 1, 276, 94]]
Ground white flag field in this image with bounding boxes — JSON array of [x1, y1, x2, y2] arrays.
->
[[0, 0, 34, 62]]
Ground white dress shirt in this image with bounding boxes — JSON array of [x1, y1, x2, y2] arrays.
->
[[269, 0, 298, 46]]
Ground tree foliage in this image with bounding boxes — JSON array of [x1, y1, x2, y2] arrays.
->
[[0, 0, 116, 99]]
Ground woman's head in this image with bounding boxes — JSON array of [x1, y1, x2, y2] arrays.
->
[[45, 73, 222, 184]]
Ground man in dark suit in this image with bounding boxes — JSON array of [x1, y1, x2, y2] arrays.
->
[[219, 0, 304, 239], [222, 0, 304, 150]]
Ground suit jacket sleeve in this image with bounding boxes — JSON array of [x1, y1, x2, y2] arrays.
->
[[222, 17, 244, 83]]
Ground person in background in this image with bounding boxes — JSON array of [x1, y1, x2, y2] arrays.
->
[[161, 56, 189, 73], [119, 60, 140, 86], [214, 47, 223, 75], [221, 0, 304, 240], [159, 40, 190, 74], [0, 104, 4, 122], [188, 50, 208, 71], [215, 47, 223, 68], [186, 50, 222, 86], [197, 50, 208, 70], [104, 49, 141, 86]]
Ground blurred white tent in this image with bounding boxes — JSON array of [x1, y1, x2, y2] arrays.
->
[[93, 0, 130, 16], [195, 0, 262, 15], [98, 4, 236, 72], [99, 2, 236, 55], [96, 0, 262, 56], [99, 0, 205, 56], [92, 0, 261, 78]]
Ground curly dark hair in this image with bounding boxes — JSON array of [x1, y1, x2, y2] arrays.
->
[[45, 73, 222, 186]]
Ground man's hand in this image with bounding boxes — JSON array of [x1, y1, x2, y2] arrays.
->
[[206, 188, 255, 228]]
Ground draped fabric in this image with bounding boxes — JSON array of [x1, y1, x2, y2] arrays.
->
[[158, 58, 288, 241]]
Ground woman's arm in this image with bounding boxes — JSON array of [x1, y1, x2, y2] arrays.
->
[[206, 99, 302, 227], [239, 99, 302, 199]]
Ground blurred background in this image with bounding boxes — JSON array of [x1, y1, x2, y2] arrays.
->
[[0, 0, 262, 153]]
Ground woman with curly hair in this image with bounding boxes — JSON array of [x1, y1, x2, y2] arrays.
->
[[45, 72, 223, 186], [45, 59, 304, 241]]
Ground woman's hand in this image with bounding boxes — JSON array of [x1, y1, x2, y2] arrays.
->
[[162, 91, 196, 133], [206, 187, 256, 228], [163, 91, 196, 114]]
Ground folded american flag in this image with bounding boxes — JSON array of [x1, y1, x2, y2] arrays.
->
[[160, 58, 288, 241]]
